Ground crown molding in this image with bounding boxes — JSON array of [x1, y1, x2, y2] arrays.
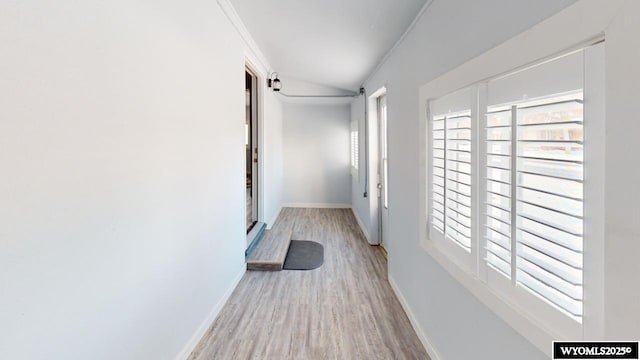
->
[[216, 0, 272, 75], [363, 0, 435, 87]]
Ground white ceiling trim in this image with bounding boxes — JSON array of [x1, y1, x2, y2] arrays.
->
[[216, 0, 272, 76], [363, 0, 435, 86]]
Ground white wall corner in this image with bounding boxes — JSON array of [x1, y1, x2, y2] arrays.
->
[[388, 275, 441, 360], [175, 265, 247, 360], [363, 0, 436, 86], [216, 0, 272, 75], [351, 207, 370, 242], [266, 205, 283, 230], [282, 203, 352, 209]]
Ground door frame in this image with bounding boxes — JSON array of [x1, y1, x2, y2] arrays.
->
[[367, 86, 387, 247], [377, 93, 389, 250], [245, 60, 265, 234]]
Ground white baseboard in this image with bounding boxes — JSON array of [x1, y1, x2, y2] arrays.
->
[[388, 275, 441, 360], [266, 206, 282, 229], [175, 264, 247, 360], [282, 203, 351, 209], [350, 207, 370, 241]]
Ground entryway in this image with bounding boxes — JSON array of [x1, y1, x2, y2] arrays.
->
[[246, 69, 258, 235]]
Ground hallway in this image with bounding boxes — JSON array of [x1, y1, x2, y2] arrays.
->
[[188, 208, 429, 359], [3, 1, 640, 359]]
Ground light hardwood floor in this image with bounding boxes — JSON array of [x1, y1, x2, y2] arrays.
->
[[189, 208, 429, 360]]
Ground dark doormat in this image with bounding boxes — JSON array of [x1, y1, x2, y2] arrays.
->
[[283, 240, 324, 270]]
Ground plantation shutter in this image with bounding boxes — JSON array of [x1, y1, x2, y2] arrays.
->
[[429, 88, 474, 255], [485, 106, 513, 277], [485, 51, 584, 319], [515, 96, 584, 318]]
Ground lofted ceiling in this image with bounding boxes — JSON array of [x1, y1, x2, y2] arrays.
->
[[230, 0, 429, 91]]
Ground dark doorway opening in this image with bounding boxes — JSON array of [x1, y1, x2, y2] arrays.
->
[[246, 70, 258, 234]]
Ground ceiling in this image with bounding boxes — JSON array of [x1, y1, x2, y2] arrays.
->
[[230, 0, 429, 91]]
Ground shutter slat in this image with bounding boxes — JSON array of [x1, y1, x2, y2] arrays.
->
[[517, 157, 583, 181], [517, 172, 583, 200], [517, 229, 582, 268], [517, 257, 582, 299], [485, 230, 510, 250], [486, 243, 510, 263], [517, 216, 582, 252], [517, 271, 582, 317], [486, 219, 511, 239], [486, 253, 511, 277], [446, 226, 471, 249], [517, 202, 582, 236]]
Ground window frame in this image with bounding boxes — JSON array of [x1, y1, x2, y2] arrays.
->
[[420, 38, 605, 356], [378, 95, 389, 209], [350, 117, 359, 179]]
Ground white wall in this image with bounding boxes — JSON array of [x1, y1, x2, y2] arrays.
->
[[0, 0, 282, 359], [262, 91, 284, 226], [282, 103, 351, 207], [602, 0, 640, 339], [352, 0, 582, 359], [350, 94, 384, 244], [279, 76, 356, 97], [350, 96, 372, 240]]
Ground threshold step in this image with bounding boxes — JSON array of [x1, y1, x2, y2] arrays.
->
[[245, 222, 266, 258], [246, 224, 293, 271]]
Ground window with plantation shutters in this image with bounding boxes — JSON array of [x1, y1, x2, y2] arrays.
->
[[425, 43, 604, 342], [483, 50, 587, 325]]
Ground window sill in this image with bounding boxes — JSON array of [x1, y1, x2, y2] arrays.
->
[[420, 237, 563, 358]]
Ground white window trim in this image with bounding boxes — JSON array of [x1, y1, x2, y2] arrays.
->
[[418, 1, 617, 356]]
